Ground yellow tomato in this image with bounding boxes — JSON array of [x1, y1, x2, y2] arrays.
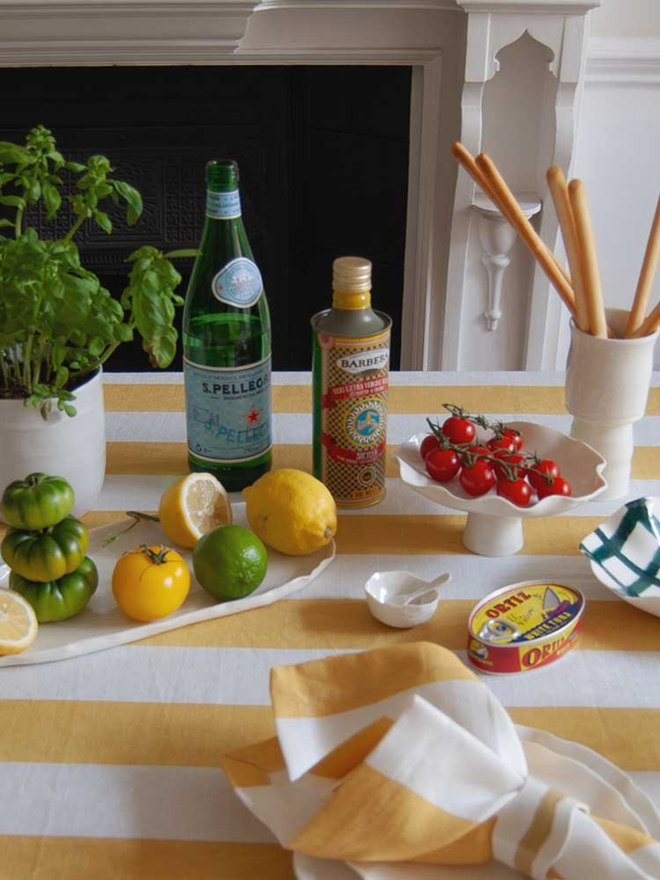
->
[[112, 544, 190, 622]]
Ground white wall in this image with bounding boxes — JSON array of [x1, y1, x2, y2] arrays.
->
[[590, 0, 660, 39], [570, 5, 660, 368]]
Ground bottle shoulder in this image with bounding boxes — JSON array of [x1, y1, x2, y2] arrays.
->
[[311, 307, 391, 338]]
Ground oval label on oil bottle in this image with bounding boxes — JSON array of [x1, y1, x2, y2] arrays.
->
[[212, 257, 263, 308]]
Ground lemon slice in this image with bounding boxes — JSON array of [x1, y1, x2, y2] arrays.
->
[[0, 589, 38, 656], [158, 473, 232, 549]]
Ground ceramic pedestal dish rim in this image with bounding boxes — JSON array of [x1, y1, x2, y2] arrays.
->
[[394, 421, 608, 519]]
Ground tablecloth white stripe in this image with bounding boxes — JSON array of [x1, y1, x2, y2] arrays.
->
[[0, 763, 275, 842], [3, 761, 657, 842], [94, 474, 660, 522], [1, 646, 658, 709], [104, 411, 660, 446], [104, 372, 660, 388]]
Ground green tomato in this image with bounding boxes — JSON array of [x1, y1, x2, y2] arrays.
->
[[1, 473, 75, 530], [9, 556, 98, 623], [1, 516, 89, 582]]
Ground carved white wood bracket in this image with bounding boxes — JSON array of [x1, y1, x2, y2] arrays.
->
[[473, 193, 541, 331]]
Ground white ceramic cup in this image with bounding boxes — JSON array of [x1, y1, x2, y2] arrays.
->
[[565, 308, 658, 501]]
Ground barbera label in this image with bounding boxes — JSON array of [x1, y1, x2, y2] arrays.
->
[[184, 357, 271, 463], [206, 189, 241, 219], [336, 348, 390, 375], [212, 257, 263, 309], [315, 328, 390, 507], [467, 582, 585, 675]]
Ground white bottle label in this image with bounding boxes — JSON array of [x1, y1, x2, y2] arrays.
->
[[212, 257, 263, 309], [184, 356, 272, 463], [206, 189, 241, 219]]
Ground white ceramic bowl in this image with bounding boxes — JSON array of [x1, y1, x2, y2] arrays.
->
[[395, 421, 607, 557], [364, 570, 450, 628], [581, 496, 660, 619]]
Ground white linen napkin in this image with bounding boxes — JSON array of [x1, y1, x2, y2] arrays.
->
[[220, 642, 660, 879]]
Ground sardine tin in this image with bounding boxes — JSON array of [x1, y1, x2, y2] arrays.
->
[[467, 580, 585, 674]]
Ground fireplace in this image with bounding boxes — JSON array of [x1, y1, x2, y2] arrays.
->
[[0, 0, 601, 371], [1, 64, 412, 371]]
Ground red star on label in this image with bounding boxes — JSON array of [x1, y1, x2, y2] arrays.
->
[[244, 407, 261, 425]]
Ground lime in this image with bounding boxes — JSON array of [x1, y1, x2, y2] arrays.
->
[[192, 524, 267, 600]]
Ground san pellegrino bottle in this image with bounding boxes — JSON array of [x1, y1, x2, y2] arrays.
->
[[183, 160, 272, 491]]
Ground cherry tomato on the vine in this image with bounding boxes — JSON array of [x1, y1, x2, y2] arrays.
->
[[459, 460, 495, 497], [442, 416, 476, 446], [501, 429, 523, 453], [527, 459, 561, 493], [496, 478, 532, 507], [492, 452, 525, 481], [487, 436, 517, 454], [420, 434, 440, 460], [537, 476, 572, 499], [464, 445, 490, 458], [426, 448, 461, 483]]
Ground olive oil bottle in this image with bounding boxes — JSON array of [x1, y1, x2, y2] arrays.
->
[[183, 160, 272, 491], [312, 257, 392, 507]]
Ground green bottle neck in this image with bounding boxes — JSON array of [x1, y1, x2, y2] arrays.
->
[[206, 187, 242, 220]]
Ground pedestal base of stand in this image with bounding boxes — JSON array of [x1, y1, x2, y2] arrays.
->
[[462, 512, 524, 557], [570, 419, 632, 502]]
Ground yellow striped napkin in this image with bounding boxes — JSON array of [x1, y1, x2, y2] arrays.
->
[[221, 643, 660, 880]]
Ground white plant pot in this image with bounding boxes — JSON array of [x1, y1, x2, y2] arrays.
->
[[0, 369, 106, 521]]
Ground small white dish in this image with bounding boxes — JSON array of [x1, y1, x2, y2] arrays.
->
[[581, 496, 660, 619], [364, 570, 450, 628], [395, 421, 607, 557]]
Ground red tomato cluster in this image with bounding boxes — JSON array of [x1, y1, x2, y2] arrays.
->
[[421, 415, 572, 507]]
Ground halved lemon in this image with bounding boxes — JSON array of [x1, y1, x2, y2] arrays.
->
[[158, 473, 232, 549], [0, 589, 38, 656]]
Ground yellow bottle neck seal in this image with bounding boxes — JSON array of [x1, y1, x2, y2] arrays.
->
[[332, 289, 371, 310]]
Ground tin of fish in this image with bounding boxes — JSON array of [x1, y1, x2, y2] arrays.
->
[[467, 580, 585, 674]]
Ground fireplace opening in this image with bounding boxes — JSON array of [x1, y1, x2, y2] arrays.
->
[[2, 65, 412, 371]]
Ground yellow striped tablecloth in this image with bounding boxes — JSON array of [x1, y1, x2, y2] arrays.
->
[[1, 370, 659, 880]]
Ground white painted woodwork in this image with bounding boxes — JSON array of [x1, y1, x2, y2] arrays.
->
[[1, 0, 658, 370]]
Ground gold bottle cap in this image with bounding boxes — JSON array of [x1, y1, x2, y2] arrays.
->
[[332, 257, 372, 309]]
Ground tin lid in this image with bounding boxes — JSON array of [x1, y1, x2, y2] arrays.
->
[[469, 581, 585, 648]]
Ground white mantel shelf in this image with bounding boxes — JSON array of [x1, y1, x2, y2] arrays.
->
[[0, 0, 605, 372]]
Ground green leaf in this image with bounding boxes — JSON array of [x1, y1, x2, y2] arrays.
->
[[114, 323, 134, 343], [0, 219, 14, 228], [93, 210, 112, 235], [0, 195, 25, 208], [65, 161, 86, 173], [25, 395, 43, 409], [145, 325, 177, 369], [55, 366, 69, 387], [0, 143, 30, 164], [154, 259, 182, 289], [163, 249, 200, 259], [63, 403, 77, 417], [112, 180, 143, 226], [127, 246, 158, 263], [88, 337, 105, 357], [42, 181, 62, 219], [26, 179, 41, 202]]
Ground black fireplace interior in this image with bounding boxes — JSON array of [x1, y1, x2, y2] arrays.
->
[[2, 65, 411, 371]]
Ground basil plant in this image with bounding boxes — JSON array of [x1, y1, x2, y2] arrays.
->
[[0, 125, 196, 417]]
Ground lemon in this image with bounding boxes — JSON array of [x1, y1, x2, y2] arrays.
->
[[158, 473, 232, 549], [0, 589, 38, 655], [192, 525, 268, 600], [243, 468, 337, 556]]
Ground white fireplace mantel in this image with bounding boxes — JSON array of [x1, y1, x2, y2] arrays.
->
[[0, 0, 601, 370]]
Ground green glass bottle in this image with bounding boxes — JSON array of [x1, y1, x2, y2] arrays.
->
[[183, 160, 272, 491]]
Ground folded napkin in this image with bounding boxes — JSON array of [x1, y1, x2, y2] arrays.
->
[[220, 643, 660, 879]]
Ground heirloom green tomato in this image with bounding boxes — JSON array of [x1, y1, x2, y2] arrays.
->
[[9, 557, 98, 623], [1, 516, 89, 583], [1, 473, 74, 530]]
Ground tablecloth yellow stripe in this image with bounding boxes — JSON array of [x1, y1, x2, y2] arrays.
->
[[74, 510, 626, 556], [1, 701, 658, 771], [135, 599, 660, 652], [105, 442, 660, 479], [0, 838, 293, 880], [509, 708, 660, 772], [0, 702, 275, 767], [102, 383, 660, 416]]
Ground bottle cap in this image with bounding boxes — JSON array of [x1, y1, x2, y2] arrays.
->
[[332, 257, 372, 293]]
